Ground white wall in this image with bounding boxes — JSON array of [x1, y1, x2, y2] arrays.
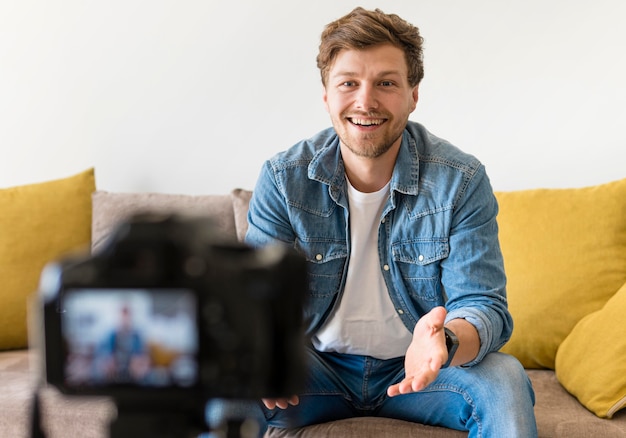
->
[[1, 0, 625, 194]]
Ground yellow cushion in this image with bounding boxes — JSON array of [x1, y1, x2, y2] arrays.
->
[[555, 280, 626, 418], [496, 178, 626, 369], [0, 169, 95, 350]]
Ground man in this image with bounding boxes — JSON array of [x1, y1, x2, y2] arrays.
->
[[96, 305, 150, 384], [244, 7, 537, 437]]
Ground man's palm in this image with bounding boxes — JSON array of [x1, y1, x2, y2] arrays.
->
[[387, 306, 448, 397]]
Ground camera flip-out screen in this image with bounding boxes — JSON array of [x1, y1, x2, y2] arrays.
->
[[60, 288, 198, 389]]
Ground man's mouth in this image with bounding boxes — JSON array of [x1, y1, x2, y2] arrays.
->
[[348, 117, 386, 127]]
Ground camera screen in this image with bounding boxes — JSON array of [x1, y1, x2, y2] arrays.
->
[[61, 288, 198, 389]]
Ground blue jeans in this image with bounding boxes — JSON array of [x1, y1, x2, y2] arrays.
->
[[207, 348, 538, 438]]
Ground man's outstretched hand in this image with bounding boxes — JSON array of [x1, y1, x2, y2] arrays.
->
[[387, 306, 448, 397]]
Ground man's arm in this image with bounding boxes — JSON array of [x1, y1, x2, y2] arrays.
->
[[440, 165, 512, 365], [245, 161, 296, 248]]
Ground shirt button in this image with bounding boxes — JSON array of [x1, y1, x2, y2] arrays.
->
[[315, 254, 323, 261], [418, 255, 424, 262], [397, 309, 404, 315], [381, 218, 386, 224], [383, 264, 390, 271]]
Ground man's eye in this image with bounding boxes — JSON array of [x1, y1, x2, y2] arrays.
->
[[341, 81, 356, 87], [380, 81, 394, 87]]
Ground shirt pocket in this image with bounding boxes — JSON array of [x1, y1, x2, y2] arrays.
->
[[296, 239, 347, 298], [392, 239, 449, 302]]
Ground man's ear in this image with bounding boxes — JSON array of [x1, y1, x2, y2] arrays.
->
[[322, 86, 330, 112], [410, 85, 419, 112]]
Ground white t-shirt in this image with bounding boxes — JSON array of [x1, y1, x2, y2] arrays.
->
[[312, 179, 413, 359]]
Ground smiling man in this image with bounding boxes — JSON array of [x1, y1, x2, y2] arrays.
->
[[243, 7, 538, 437]]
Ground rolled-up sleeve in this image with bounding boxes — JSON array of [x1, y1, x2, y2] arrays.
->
[[442, 165, 513, 366]]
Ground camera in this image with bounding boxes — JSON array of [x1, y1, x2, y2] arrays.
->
[[34, 213, 307, 437]]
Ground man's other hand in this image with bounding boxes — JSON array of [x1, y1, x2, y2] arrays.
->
[[262, 395, 300, 410]]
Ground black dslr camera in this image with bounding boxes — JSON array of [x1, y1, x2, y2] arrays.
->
[[35, 214, 306, 437]]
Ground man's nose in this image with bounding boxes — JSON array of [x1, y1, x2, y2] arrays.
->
[[354, 83, 379, 110]]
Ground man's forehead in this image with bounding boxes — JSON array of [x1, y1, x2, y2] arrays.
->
[[330, 68, 404, 78], [328, 46, 408, 77]]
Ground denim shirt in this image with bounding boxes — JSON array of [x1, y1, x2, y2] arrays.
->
[[246, 121, 513, 366]]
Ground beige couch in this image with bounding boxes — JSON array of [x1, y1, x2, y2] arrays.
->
[[1, 187, 625, 438]]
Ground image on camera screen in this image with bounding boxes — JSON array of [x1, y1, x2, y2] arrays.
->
[[61, 288, 198, 389]]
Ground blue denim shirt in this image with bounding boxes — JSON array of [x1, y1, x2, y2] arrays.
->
[[246, 121, 512, 366]]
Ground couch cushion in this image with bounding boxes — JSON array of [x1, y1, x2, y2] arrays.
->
[[91, 191, 237, 253], [266, 416, 466, 438], [555, 280, 626, 418], [0, 350, 114, 438], [495, 177, 626, 369], [528, 369, 626, 437], [0, 169, 95, 350]]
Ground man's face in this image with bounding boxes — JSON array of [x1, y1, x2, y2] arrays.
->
[[323, 44, 419, 159]]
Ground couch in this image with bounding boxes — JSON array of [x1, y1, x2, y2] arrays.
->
[[1, 168, 625, 437]]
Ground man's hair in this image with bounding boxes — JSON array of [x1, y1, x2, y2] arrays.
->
[[317, 7, 424, 87]]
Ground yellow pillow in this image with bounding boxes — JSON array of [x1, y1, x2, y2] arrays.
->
[[555, 281, 626, 418], [0, 168, 95, 350], [496, 177, 626, 369]]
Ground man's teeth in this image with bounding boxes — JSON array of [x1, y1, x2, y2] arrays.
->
[[351, 118, 384, 126]]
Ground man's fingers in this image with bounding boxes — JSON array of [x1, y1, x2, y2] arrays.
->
[[262, 398, 277, 409], [262, 396, 299, 410], [411, 375, 430, 392], [387, 378, 417, 398], [388, 373, 435, 398]]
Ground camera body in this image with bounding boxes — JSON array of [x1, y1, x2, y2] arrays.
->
[[37, 213, 306, 408]]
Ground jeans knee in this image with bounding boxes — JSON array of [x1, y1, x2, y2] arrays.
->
[[472, 353, 535, 406]]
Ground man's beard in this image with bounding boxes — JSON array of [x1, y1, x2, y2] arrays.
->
[[335, 111, 405, 159], [338, 126, 404, 159], [341, 135, 397, 158]]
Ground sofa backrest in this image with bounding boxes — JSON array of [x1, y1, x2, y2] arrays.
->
[[91, 190, 252, 253]]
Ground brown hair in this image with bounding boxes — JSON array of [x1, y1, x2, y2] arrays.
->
[[317, 7, 424, 87]]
